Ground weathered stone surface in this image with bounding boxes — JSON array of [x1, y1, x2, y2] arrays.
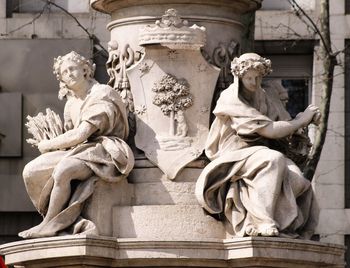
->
[[0, 235, 345, 267], [113, 205, 226, 239], [129, 164, 204, 183], [83, 179, 134, 236], [133, 181, 198, 205]]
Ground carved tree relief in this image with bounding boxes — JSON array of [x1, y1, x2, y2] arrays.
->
[[152, 74, 193, 136]]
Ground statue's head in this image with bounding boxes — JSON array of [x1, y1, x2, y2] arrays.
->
[[230, 53, 272, 79], [53, 51, 96, 99]]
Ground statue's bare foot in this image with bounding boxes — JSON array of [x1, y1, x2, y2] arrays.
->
[[18, 223, 54, 239], [245, 225, 259, 236], [19, 225, 42, 239], [259, 225, 279, 237]]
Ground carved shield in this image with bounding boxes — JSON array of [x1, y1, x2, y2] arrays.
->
[[128, 47, 219, 179]]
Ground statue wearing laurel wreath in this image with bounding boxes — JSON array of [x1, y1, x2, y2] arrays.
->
[[196, 53, 321, 239], [20, 51, 134, 239]]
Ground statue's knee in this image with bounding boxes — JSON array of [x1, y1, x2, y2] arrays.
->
[[22, 162, 35, 182], [52, 171, 70, 186], [52, 161, 73, 186]]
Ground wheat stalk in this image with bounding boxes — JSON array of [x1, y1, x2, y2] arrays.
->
[[25, 108, 63, 146]]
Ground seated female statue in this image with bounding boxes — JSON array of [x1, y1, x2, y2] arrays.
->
[[20, 51, 134, 238], [196, 53, 320, 238]]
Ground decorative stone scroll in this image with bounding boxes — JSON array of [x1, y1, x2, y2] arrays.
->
[[128, 9, 220, 179], [106, 41, 141, 113], [201, 40, 240, 118]]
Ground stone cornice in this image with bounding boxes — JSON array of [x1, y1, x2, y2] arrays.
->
[[90, 0, 262, 15], [0, 235, 345, 267]]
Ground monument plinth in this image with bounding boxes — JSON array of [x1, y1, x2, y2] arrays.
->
[[0, 235, 344, 268]]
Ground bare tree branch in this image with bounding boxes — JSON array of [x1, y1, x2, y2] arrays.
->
[[43, 0, 108, 56], [2, 1, 108, 58], [289, 0, 337, 181], [287, 0, 333, 56], [1, 3, 49, 36]]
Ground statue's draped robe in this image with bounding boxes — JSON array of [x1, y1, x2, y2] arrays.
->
[[26, 84, 134, 235], [195, 81, 316, 237]]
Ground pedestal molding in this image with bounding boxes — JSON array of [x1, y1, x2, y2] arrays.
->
[[133, 156, 208, 169], [0, 235, 345, 267], [107, 15, 243, 30], [91, 0, 262, 15]]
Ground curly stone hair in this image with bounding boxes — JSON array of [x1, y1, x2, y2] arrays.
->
[[230, 53, 272, 78], [53, 51, 96, 99]]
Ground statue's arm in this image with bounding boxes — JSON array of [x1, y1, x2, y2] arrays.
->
[[256, 104, 320, 139], [63, 99, 74, 131], [38, 121, 97, 153]]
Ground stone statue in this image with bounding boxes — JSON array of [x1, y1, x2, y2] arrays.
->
[[195, 53, 320, 238], [20, 51, 134, 239]]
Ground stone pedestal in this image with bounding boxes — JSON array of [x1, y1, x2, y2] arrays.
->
[[0, 235, 344, 268], [82, 159, 227, 240], [82, 178, 133, 236]]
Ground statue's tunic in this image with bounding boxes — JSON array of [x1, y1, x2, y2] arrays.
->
[[25, 84, 134, 235], [195, 82, 316, 237]]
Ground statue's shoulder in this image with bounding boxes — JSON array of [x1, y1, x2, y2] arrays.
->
[[91, 83, 113, 93], [90, 83, 119, 99], [215, 84, 236, 108], [219, 84, 235, 98]]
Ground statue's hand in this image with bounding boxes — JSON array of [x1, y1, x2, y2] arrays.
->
[[297, 104, 320, 127], [38, 139, 53, 154], [312, 111, 322, 126]]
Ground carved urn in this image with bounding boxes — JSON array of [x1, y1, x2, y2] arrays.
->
[[91, 0, 262, 175]]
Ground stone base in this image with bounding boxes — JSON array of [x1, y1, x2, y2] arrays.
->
[[0, 235, 345, 268], [83, 178, 133, 236], [113, 205, 226, 239]]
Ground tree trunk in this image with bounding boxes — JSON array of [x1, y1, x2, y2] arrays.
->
[[169, 110, 175, 136], [303, 0, 336, 180]]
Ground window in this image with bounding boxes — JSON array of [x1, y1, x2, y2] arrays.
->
[[265, 78, 309, 118], [346, 0, 350, 14], [255, 41, 314, 118], [261, 0, 315, 11]]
